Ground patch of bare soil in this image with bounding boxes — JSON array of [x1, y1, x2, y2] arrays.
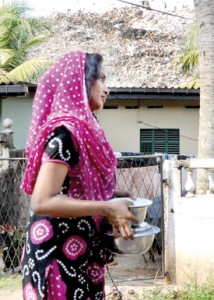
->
[[0, 252, 163, 299], [0, 289, 23, 300], [0, 283, 166, 300], [0, 280, 167, 300], [106, 252, 163, 280], [105, 252, 164, 299]]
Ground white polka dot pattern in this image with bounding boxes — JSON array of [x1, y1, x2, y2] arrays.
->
[[20, 50, 117, 201]]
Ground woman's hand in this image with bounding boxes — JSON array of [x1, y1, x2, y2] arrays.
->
[[105, 199, 138, 240]]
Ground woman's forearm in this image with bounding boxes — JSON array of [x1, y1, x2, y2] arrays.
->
[[31, 194, 109, 218]]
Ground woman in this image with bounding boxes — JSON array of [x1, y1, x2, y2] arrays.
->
[[21, 50, 137, 300]]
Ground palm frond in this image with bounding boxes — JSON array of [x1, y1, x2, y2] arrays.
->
[[174, 21, 200, 87], [18, 34, 47, 51], [0, 13, 33, 49], [179, 78, 200, 89], [0, 49, 14, 67], [175, 49, 199, 74], [0, 1, 32, 17], [0, 69, 11, 83], [0, 1, 49, 82], [28, 18, 51, 35], [0, 33, 47, 71], [178, 73, 200, 89], [184, 22, 197, 52], [8, 56, 52, 82]]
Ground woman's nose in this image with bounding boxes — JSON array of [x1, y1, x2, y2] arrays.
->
[[104, 86, 110, 96]]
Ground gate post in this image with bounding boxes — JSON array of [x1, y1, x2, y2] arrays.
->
[[0, 119, 14, 169], [163, 159, 182, 283]]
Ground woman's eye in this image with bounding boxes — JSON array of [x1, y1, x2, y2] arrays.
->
[[99, 75, 106, 83]]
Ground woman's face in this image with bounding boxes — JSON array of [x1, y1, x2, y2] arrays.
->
[[90, 67, 109, 112]]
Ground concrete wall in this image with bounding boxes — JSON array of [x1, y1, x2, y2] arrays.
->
[[0, 96, 33, 149], [163, 160, 214, 284], [0, 95, 199, 155], [98, 106, 199, 155], [174, 195, 214, 284]]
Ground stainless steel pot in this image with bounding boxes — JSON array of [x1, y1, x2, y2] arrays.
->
[[112, 222, 160, 254], [109, 197, 153, 225]]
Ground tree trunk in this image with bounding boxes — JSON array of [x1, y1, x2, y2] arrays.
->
[[194, 0, 214, 194]]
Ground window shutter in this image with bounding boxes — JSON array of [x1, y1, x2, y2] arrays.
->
[[140, 129, 179, 154]]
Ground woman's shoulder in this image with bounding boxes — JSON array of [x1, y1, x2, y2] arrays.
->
[[47, 126, 71, 143], [44, 126, 79, 165]]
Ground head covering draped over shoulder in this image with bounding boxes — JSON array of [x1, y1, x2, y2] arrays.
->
[[21, 51, 117, 201]]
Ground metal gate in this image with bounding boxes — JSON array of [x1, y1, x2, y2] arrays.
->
[[107, 154, 164, 282], [0, 155, 164, 280]]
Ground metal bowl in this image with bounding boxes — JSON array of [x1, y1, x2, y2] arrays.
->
[[129, 198, 153, 225], [109, 197, 153, 226], [114, 222, 160, 254]]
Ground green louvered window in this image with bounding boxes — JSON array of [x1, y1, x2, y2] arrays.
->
[[140, 129, 180, 154]]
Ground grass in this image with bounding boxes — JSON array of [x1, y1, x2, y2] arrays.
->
[[134, 281, 214, 300], [106, 279, 214, 300], [0, 275, 214, 299], [0, 274, 21, 290], [177, 282, 214, 300]]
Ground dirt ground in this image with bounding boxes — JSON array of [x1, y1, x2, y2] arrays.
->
[[0, 281, 164, 300], [0, 289, 23, 300], [0, 253, 164, 299], [0, 282, 166, 300]]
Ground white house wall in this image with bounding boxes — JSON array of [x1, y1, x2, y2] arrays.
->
[[1, 96, 33, 149], [98, 106, 199, 156], [0, 95, 199, 156]]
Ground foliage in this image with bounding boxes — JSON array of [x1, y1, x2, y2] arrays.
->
[[140, 282, 214, 299], [179, 282, 214, 299], [174, 22, 199, 88], [0, 0, 51, 83]]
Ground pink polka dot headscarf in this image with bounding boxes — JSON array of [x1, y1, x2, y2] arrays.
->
[[21, 50, 117, 201]]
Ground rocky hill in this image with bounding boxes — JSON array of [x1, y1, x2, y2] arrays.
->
[[29, 6, 195, 88]]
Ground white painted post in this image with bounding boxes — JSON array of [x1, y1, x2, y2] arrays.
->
[[163, 160, 182, 283], [0, 118, 14, 170], [184, 159, 214, 195], [207, 172, 214, 193], [185, 169, 196, 197]]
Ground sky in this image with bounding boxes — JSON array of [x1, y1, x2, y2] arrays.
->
[[2, 0, 194, 16]]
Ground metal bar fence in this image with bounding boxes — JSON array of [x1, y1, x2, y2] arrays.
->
[[0, 158, 30, 273]]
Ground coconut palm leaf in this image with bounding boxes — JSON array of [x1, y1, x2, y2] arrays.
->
[[175, 49, 199, 75], [0, 13, 33, 49], [1, 35, 47, 71], [0, 69, 11, 83], [179, 78, 200, 89], [0, 2, 51, 82], [174, 22, 198, 74], [7, 56, 52, 82], [0, 49, 14, 67], [0, 1, 32, 17], [174, 21, 200, 88], [28, 18, 50, 35], [18, 34, 46, 51]]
